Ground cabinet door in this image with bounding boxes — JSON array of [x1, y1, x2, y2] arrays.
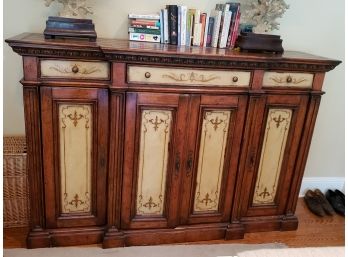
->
[[41, 87, 108, 228], [239, 95, 308, 217], [121, 92, 189, 229], [180, 95, 248, 224]]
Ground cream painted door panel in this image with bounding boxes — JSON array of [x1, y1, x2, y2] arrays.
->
[[128, 65, 250, 87], [41, 87, 108, 228], [240, 94, 308, 217], [180, 95, 248, 225], [122, 92, 189, 229]]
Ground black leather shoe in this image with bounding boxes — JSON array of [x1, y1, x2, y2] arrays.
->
[[335, 189, 345, 202], [314, 189, 335, 215], [304, 190, 325, 217], [326, 189, 345, 216]]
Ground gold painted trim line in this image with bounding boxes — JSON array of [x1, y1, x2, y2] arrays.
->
[[162, 72, 221, 83]]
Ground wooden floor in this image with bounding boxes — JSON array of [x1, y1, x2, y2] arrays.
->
[[4, 198, 344, 248]]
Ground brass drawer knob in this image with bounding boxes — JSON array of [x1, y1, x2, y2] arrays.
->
[[286, 75, 293, 83], [72, 65, 79, 74], [232, 76, 239, 82], [145, 72, 151, 78]]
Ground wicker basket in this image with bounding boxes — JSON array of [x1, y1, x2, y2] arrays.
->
[[3, 136, 30, 228]]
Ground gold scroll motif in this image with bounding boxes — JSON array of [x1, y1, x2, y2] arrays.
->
[[162, 72, 220, 83], [270, 75, 307, 85], [59, 104, 92, 214], [50, 64, 101, 75], [194, 110, 231, 212], [136, 110, 172, 215], [253, 109, 292, 205]]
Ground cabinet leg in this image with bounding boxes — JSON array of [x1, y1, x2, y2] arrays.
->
[[27, 228, 51, 249], [225, 223, 245, 240], [280, 214, 298, 231], [102, 226, 125, 248]]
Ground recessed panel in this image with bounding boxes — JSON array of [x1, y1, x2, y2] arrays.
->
[[59, 104, 92, 214], [194, 110, 231, 212], [136, 110, 172, 215], [253, 109, 292, 205]]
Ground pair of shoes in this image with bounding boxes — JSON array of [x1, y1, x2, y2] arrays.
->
[[326, 189, 345, 216], [304, 189, 335, 217]]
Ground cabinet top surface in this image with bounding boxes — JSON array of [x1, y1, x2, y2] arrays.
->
[[6, 33, 341, 72]]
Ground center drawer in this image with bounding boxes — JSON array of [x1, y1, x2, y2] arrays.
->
[[128, 65, 251, 87]]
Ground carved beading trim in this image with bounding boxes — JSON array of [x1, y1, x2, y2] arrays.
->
[[9, 45, 338, 72]]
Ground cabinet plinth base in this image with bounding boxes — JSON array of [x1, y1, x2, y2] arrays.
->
[[27, 228, 51, 249], [280, 214, 299, 231], [241, 214, 299, 233], [102, 227, 125, 248], [225, 223, 245, 240]]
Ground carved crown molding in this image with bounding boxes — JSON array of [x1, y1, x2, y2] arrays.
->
[[9, 45, 338, 72]]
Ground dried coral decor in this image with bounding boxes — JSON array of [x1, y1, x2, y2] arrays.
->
[[6, 33, 340, 248]]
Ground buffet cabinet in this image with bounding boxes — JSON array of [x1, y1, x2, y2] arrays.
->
[[6, 33, 340, 248]]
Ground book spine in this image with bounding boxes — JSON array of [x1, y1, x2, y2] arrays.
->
[[203, 13, 210, 47], [160, 10, 164, 43], [230, 11, 241, 48], [131, 20, 160, 27], [131, 24, 160, 29], [129, 33, 161, 42], [168, 5, 178, 45], [192, 23, 202, 46], [211, 11, 222, 48], [226, 3, 240, 47], [186, 9, 195, 46], [129, 27, 161, 35], [163, 9, 169, 44], [219, 11, 232, 48], [200, 13, 207, 47], [180, 6, 187, 46], [178, 6, 182, 45], [128, 13, 160, 20], [206, 16, 215, 47]]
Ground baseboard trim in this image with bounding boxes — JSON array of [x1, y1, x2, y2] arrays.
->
[[299, 177, 345, 197]]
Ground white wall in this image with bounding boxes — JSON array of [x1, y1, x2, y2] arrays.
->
[[4, 0, 344, 178]]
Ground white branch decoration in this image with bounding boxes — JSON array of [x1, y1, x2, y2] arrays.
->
[[241, 0, 289, 33], [44, 0, 93, 19]]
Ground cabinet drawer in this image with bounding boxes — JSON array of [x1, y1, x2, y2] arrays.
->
[[40, 60, 110, 80], [263, 72, 313, 88], [128, 65, 250, 87]]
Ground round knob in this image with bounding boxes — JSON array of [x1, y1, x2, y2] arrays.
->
[[72, 65, 79, 74], [232, 76, 239, 82], [145, 72, 151, 78], [286, 75, 293, 83]]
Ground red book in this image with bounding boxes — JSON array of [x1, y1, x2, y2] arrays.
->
[[199, 13, 207, 47], [230, 11, 241, 48]]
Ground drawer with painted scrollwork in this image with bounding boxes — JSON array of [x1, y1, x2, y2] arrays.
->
[[263, 71, 314, 88], [127, 65, 251, 87], [40, 60, 110, 80]]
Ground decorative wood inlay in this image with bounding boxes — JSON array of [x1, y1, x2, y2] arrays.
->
[[128, 66, 251, 87], [253, 109, 293, 205], [263, 72, 314, 88], [136, 110, 172, 215], [162, 72, 220, 83], [49, 64, 101, 75], [194, 110, 231, 212], [59, 104, 92, 213]]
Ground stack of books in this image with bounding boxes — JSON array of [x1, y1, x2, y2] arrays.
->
[[128, 2, 241, 48], [128, 13, 161, 43]]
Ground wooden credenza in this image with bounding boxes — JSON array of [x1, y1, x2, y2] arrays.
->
[[6, 33, 340, 248]]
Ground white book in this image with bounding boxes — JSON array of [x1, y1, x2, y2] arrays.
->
[[178, 6, 182, 45], [128, 13, 160, 20], [160, 10, 164, 44], [218, 11, 232, 48], [192, 23, 202, 46], [210, 10, 222, 48], [163, 9, 169, 44], [180, 6, 187, 45], [194, 9, 201, 24], [203, 13, 210, 47], [129, 33, 161, 43]]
